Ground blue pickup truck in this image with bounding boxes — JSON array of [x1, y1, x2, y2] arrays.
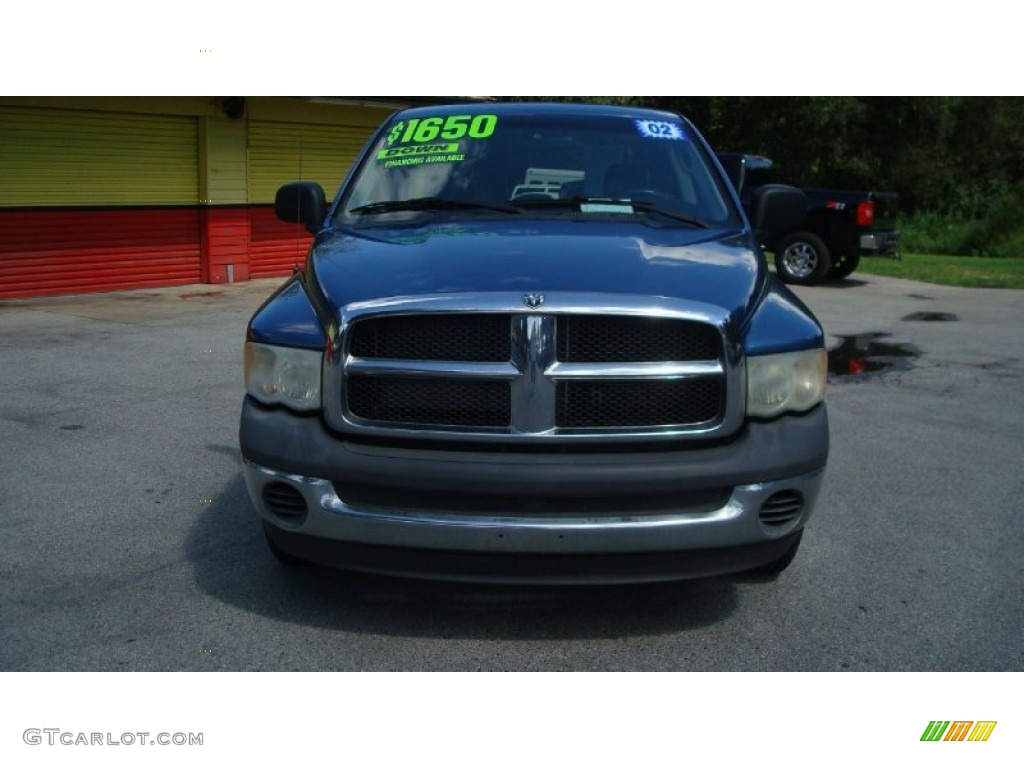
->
[[239, 102, 829, 583]]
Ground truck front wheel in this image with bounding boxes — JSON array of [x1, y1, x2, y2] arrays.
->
[[263, 522, 309, 567], [746, 530, 803, 577], [775, 232, 832, 285]]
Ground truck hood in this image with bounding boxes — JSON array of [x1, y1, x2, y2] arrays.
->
[[308, 219, 763, 322]]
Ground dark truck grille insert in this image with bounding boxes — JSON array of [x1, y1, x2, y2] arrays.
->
[[349, 313, 512, 361], [556, 316, 720, 362], [557, 379, 721, 428], [335, 482, 732, 517], [347, 375, 511, 427]]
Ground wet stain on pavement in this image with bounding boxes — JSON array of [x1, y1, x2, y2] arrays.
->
[[902, 311, 958, 322], [828, 333, 919, 377]]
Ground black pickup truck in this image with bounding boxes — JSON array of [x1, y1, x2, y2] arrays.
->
[[718, 153, 900, 285]]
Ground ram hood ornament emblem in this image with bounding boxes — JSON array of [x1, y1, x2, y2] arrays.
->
[[522, 293, 545, 309]]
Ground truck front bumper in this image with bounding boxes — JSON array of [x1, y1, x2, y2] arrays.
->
[[240, 397, 828, 582]]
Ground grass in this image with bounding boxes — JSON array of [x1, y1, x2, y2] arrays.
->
[[895, 187, 1024, 259], [856, 252, 1024, 289]]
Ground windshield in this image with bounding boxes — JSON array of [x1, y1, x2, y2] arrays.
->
[[336, 111, 740, 228]]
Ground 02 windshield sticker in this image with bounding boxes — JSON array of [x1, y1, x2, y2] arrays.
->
[[634, 119, 687, 141], [377, 114, 499, 168]]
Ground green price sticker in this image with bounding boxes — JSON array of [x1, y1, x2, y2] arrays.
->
[[377, 143, 461, 160], [386, 114, 498, 145]]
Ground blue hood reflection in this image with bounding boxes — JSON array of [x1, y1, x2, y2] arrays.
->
[[309, 219, 764, 322]]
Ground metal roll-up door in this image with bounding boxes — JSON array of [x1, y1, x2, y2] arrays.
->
[[0, 106, 200, 299], [247, 120, 373, 277]]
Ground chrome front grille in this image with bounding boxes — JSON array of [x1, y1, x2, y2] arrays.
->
[[324, 293, 744, 443]]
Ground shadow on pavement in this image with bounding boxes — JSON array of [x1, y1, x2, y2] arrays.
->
[[809, 278, 869, 290], [185, 474, 739, 642]]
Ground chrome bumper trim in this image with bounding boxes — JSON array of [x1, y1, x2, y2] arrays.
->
[[243, 457, 824, 555]]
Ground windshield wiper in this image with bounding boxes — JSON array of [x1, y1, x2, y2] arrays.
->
[[625, 201, 709, 228], [349, 197, 523, 216], [512, 196, 709, 228]]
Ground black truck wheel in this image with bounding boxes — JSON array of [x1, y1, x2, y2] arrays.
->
[[746, 530, 803, 578], [263, 522, 309, 567], [827, 251, 861, 280], [774, 232, 832, 285]]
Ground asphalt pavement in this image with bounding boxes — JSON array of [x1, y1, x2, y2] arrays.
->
[[1, 270, 1021, 670]]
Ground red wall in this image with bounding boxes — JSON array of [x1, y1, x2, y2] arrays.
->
[[0, 208, 202, 300], [201, 207, 250, 284], [248, 207, 313, 279], [0, 206, 314, 300]]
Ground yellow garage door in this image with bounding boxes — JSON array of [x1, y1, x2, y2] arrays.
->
[[0, 105, 198, 206], [0, 106, 201, 298]]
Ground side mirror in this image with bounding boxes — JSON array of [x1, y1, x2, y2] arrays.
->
[[748, 184, 807, 234], [275, 182, 327, 235]]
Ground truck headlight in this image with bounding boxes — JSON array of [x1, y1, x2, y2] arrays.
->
[[746, 348, 826, 418], [244, 342, 322, 411]]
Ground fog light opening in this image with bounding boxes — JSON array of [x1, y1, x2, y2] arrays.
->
[[759, 490, 804, 527], [262, 482, 308, 523]]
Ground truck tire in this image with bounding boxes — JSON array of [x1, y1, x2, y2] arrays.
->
[[263, 523, 309, 567], [746, 530, 803, 577], [775, 232, 831, 285], [827, 251, 861, 280]]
